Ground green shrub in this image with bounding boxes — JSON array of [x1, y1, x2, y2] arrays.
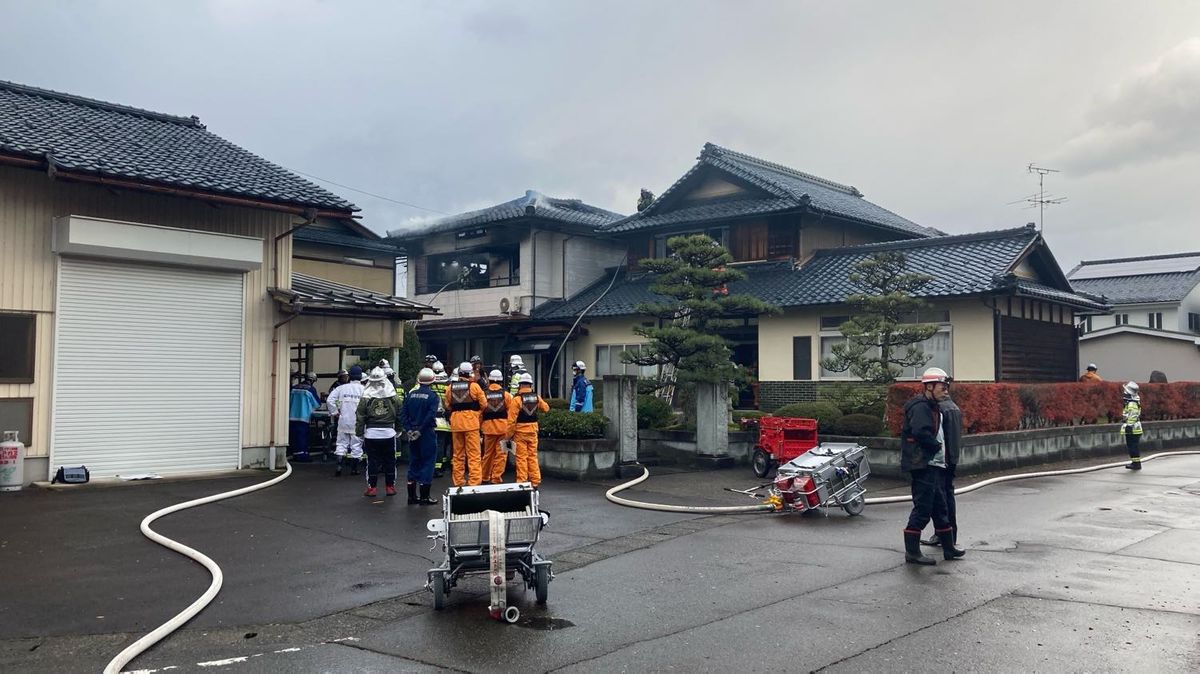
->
[[774, 401, 843, 432], [637, 395, 675, 429], [733, 410, 766, 422], [545, 397, 570, 410], [538, 410, 608, 438], [820, 383, 886, 417], [831, 413, 884, 437]]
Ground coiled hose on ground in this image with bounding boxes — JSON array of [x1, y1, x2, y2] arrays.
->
[[605, 450, 1200, 513], [104, 462, 293, 674]]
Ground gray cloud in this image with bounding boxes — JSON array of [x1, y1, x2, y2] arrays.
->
[[1053, 38, 1200, 174]]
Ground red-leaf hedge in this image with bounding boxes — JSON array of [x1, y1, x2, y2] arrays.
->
[[886, 381, 1200, 435]]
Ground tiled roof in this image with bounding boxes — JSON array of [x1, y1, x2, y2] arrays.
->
[[0, 80, 356, 212], [534, 226, 1106, 319], [1013, 280, 1107, 312], [294, 227, 403, 254], [1069, 272, 1200, 305], [601, 143, 942, 237], [277, 273, 437, 316], [388, 190, 624, 239]]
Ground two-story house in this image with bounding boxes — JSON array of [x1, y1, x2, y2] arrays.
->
[[532, 144, 1106, 406], [1070, 252, 1200, 382], [0, 80, 433, 482], [388, 190, 625, 391]]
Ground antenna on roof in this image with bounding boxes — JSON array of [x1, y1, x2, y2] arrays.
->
[[1023, 164, 1067, 232]]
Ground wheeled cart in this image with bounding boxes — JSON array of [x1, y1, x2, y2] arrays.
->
[[425, 483, 552, 621], [767, 442, 870, 516]]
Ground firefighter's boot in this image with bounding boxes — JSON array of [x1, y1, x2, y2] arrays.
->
[[417, 483, 438, 505], [939, 530, 966, 560], [406, 481, 418, 505], [333, 456, 343, 477], [904, 530, 936, 565]]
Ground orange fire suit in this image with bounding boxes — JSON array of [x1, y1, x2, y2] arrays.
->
[[506, 386, 550, 488], [480, 383, 513, 483], [444, 378, 487, 486]]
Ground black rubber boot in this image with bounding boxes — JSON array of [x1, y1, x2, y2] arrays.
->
[[333, 456, 343, 477], [905, 531, 936, 565], [939, 530, 966, 560], [406, 482, 418, 505], [350, 458, 361, 476], [1125, 462, 1142, 470], [417, 483, 438, 505]]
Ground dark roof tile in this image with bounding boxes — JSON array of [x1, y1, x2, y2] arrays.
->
[[388, 190, 624, 239]]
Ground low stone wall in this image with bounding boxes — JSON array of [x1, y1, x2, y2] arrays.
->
[[538, 438, 617, 481], [828, 419, 1200, 480], [639, 429, 756, 466]]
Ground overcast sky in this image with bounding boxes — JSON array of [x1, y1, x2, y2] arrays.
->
[[4, 1, 1200, 269]]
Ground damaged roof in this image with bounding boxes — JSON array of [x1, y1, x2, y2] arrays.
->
[[388, 190, 625, 239]]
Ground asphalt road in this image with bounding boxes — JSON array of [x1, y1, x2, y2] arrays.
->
[[1, 454, 1198, 673]]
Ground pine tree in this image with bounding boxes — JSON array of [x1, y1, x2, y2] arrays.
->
[[819, 251, 939, 385], [622, 234, 778, 387]]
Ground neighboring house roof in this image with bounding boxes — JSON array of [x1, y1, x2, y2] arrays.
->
[[1079, 324, 1200, 344], [601, 143, 942, 238], [1068, 251, 1200, 305], [274, 273, 437, 317], [388, 190, 625, 240], [294, 227, 403, 254], [0, 79, 356, 213], [533, 225, 1107, 320]]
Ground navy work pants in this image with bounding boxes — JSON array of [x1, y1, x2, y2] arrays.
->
[[407, 429, 437, 485]]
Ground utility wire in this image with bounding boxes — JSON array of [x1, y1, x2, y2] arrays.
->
[[291, 169, 449, 215]]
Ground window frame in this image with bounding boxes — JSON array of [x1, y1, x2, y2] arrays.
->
[[818, 313, 953, 381], [0, 313, 36, 384], [594, 343, 658, 379]]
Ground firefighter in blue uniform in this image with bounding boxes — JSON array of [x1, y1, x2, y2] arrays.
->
[[401, 367, 441, 505]]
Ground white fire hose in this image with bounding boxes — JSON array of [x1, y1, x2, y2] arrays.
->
[[104, 462, 293, 674], [606, 450, 1200, 513]]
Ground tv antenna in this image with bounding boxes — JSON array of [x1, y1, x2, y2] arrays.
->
[[1021, 163, 1066, 232]]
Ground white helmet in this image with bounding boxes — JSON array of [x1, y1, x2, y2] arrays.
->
[[417, 368, 435, 384], [367, 366, 388, 383], [304, 372, 317, 382], [509, 354, 523, 365], [518, 373, 534, 385], [378, 358, 391, 369], [573, 360, 586, 371], [1123, 381, 1140, 398], [1086, 363, 1098, 372], [921, 367, 950, 385], [488, 369, 504, 382], [458, 362, 473, 376], [432, 361, 445, 373]]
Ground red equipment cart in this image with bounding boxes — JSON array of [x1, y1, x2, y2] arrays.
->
[[752, 416, 818, 477]]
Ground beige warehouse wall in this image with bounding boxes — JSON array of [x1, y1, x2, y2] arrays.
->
[[293, 257, 393, 294], [0, 164, 294, 461], [1081, 333, 1200, 382]]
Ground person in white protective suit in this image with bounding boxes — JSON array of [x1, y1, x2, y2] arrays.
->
[[328, 364, 366, 476]]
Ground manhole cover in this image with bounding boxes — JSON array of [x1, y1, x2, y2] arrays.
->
[[515, 616, 576, 631]]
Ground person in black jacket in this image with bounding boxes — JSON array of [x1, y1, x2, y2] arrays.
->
[[900, 367, 965, 565], [922, 396, 962, 548]]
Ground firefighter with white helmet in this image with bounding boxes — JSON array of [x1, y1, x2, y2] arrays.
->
[[481, 369, 513, 483], [428, 361, 452, 477], [1121, 381, 1143, 470], [327, 365, 366, 476], [399, 367, 440, 504], [444, 362, 487, 486], [569, 360, 593, 412], [508, 355, 526, 395], [899, 367, 964, 565], [506, 371, 549, 488]]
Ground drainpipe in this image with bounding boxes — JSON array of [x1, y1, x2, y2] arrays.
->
[[267, 210, 316, 470]]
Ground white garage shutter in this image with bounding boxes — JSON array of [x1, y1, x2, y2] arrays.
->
[[52, 258, 244, 477]]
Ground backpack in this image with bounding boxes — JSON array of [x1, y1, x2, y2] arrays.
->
[[52, 465, 90, 484]]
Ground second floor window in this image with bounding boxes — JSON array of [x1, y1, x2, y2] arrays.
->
[[1189, 312, 1200, 334], [1148, 312, 1162, 330], [1115, 313, 1129, 326], [418, 247, 519, 294]]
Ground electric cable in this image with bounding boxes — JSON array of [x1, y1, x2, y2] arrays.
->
[[104, 462, 294, 674], [606, 450, 1200, 513]]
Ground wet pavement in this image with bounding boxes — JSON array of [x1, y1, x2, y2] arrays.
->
[[1, 453, 1198, 672]]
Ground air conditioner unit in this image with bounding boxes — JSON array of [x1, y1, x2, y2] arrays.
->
[[499, 295, 525, 315]]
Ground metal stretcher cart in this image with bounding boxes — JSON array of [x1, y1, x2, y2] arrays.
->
[[425, 483, 552, 621]]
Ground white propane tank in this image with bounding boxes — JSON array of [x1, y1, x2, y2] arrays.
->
[[0, 430, 25, 491]]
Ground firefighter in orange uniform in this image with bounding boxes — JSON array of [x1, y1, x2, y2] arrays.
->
[[480, 369, 513, 484], [506, 372, 550, 488], [444, 362, 487, 486]]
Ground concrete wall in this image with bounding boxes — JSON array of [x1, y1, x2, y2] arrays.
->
[[0, 164, 293, 464], [757, 299, 996, 382], [1080, 331, 1200, 382], [293, 257, 393, 294]]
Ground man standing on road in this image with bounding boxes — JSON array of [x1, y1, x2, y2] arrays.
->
[[328, 365, 365, 477], [356, 367, 403, 498], [481, 369, 513, 483], [401, 368, 440, 505], [1122, 381, 1144, 470], [507, 372, 549, 489], [922, 393, 963, 549], [445, 362, 487, 486], [900, 367, 965, 565], [569, 361, 593, 412]]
